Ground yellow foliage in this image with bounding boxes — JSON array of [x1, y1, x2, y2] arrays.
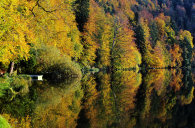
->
[[1, 114, 31, 128], [155, 18, 166, 39], [119, 71, 142, 110], [29, 0, 82, 59], [32, 79, 83, 128], [98, 22, 112, 68], [180, 87, 194, 105], [113, 13, 141, 68], [0, 0, 34, 64], [179, 30, 194, 48], [139, 18, 152, 49]]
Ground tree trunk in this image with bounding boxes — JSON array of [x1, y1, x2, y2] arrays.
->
[[110, 18, 118, 72], [9, 62, 14, 76]]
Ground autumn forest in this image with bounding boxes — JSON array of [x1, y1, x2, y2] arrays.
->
[[0, 0, 195, 127], [0, 0, 194, 74]]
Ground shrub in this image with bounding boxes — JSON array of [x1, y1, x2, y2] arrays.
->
[[35, 45, 82, 79]]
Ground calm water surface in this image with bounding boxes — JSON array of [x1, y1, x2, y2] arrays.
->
[[0, 69, 195, 128]]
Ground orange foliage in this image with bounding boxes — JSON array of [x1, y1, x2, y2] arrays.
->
[[170, 44, 183, 67], [169, 69, 183, 92], [112, 12, 141, 68]]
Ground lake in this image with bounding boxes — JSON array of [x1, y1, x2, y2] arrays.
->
[[0, 69, 195, 128]]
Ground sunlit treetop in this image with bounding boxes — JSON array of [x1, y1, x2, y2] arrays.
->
[[0, 0, 35, 64], [179, 30, 194, 48]]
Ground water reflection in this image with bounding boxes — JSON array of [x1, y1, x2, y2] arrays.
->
[[137, 69, 194, 128], [0, 77, 83, 128], [0, 69, 195, 128], [77, 69, 195, 128], [32, 77, 83, 128]]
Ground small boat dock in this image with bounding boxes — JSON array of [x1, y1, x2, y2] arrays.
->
[[30, 75, 43, 81]]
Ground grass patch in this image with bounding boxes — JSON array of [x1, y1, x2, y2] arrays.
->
[[0, 116, 11, 128]]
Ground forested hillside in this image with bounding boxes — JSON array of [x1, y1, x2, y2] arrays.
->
[[0, 0, 194, 74], [0, 1, 195, 127]]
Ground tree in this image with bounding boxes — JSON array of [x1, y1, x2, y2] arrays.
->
[[74, 0, 89, 32], [0, 0, 34, 66], [179, 30, 193, 67], [111, 12, 141, 69], [29, 0, 83, 60]]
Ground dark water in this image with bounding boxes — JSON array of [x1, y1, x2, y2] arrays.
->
[[0, 69, 195, 128]]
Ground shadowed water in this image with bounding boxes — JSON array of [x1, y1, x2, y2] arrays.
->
[[0, 69, 195, 128]]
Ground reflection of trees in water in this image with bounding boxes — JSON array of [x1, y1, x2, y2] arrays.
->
[[0, 77, 36, 128], [77, 71, 142, 128], [77, 73, 102, 128], [111, 71, 142, 128], [1, 70, 195, 128], [30, 70, 193, 128], [78, 69, 195, 128], [135, 69, 173, 127], [136, 70, 171, 120], [0, 78, 83, 128], [77, 73, 115, 128], [179, 70, 194, 105], [169, 69, 183, 92], [135, 69, 195, 128], [32, 78, 83, 128], [165, 69, 195, 128]]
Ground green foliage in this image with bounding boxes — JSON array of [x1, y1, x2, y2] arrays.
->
[[0, 116, 11, 128], [0, 95, 35, 118], [0, 75, 10, 98], [11, 75, 31, 95], [35, 45, 82, 78], [0, 74, 31, 98], [20, 48, 37, 74], [179, 30, 193, 67], [135, 25, 145, 52], [74, 0, 90, 31], [149, 21, 159, 45]]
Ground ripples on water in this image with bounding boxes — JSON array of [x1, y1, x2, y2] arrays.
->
[[0, 69, 195, 128]]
